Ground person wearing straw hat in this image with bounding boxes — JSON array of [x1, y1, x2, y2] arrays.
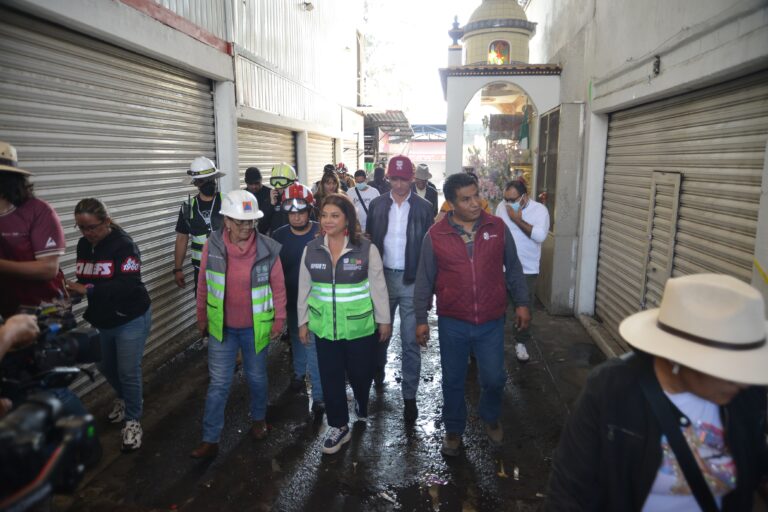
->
[[173, 156, 225, 296], [0, 141, 67, 319], [546, 274, 768, 512], [412, 163, 438, 218], [191, 190, 287, 459]]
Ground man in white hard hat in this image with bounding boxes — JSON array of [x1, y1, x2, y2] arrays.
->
[[173, 156, 226, 296]]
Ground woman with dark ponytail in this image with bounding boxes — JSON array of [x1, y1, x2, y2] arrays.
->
[[65, 198, 151, 452]]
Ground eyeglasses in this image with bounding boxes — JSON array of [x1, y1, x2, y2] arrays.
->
[[76, 221, 104, 232], [230, 218, 255, 227]]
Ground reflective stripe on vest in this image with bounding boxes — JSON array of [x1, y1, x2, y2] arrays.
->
[[204, 234, 276, 354], [307, 279, 374, 340]]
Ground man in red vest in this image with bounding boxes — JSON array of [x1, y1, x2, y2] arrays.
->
[[414, 172, 530, 456]]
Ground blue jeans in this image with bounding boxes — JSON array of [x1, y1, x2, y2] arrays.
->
[[202, 326, 268, 443], [97, 308, 151, 421], [378, 269, 420, 399], [512, 274, 538, 345], [287, 308, 323, 401], [438, 316, 506, 434]]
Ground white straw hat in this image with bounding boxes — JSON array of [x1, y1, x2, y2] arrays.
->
[[0, 141, 32, 175], [619, 273, 768, 385]]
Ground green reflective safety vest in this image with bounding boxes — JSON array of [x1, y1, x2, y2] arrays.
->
[[182, 194, 224, 268], [303, 238, 375, 341], [204, 230, 280, 353]]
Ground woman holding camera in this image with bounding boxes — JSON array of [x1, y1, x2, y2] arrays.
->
[[66, 198, 151, 452]]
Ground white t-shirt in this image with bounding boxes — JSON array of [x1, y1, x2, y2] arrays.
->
[[346, 185, 379, 232], [642, 392, 736, 512], [495, 199, 550, 274]]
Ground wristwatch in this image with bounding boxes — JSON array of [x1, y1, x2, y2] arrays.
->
[[172, 268, 183, 274]]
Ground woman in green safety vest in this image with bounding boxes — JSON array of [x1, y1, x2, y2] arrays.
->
[[190, 190, 287, 460], [297, 193, 391, 455]]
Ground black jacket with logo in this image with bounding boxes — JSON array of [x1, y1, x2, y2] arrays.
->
[[75, 227, 151, 329], [365, 192, 434, 284]]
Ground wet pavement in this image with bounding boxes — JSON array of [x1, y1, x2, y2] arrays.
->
[[59, 302, 604, 512]]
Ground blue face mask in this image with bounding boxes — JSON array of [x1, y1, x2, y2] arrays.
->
[[355, 182, 367, 190], [507, 199, 521, 213]]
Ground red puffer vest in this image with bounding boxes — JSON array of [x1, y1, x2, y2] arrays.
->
[[429, 212, 508, 325]]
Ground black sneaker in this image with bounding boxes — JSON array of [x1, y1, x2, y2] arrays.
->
[[403, 399, 418, 423], [322, 426, 351, 454]]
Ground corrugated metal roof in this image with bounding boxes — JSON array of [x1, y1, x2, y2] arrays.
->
[[362, 109, 414, 139]]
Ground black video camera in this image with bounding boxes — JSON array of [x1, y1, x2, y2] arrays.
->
[[0, 302, 102, 510], [0, 392, 100, 510], [0, 303, 101, 404]]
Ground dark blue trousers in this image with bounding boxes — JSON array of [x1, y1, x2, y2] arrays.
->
[[316, 334, 377, 428]]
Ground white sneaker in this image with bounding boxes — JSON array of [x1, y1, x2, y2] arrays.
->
[[121, 420, 143, 452], [107, 398, 125, 424], [515, 343, 530, 362]]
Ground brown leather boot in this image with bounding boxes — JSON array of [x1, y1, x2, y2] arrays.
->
[[250, 420, 268, 440], [190, 442, 219, 459]]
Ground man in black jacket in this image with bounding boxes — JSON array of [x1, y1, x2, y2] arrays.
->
[[244, 167, 273, 235], [365, 155, 433, 423]]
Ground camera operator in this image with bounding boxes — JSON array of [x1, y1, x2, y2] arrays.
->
[[0, 314, 38, 417], [0, 141, 67, 320]]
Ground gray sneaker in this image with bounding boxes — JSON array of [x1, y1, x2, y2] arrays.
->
[[121, 420, 143, 452], [515, 343, 530, 362], [107, 398, 125, 424], [441, 432, 462, 457]]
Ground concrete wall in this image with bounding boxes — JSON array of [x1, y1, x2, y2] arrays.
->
[[526, 0, 768, 313]]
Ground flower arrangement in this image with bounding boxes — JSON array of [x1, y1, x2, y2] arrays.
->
[[465, 144, 522, 209]]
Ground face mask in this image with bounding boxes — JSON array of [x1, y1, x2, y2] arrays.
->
[[355, 182, 367, 190], [510, 201, 521, 213], [198, 181, 216, 196]]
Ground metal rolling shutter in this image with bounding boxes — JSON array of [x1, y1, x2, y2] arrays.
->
[[343, 137, 360, 170], [0, 9, 216, 389], [306, 133, 335, 188], [237, 123, 296, 183], [594, 70, 768, 345]]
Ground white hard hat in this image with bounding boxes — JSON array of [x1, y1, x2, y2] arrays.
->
[[185, 156, 226, 184], [220, 190, 264, 221]]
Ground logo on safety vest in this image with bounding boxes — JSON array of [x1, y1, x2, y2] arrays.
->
[[310, 263, 326, 270], [121, 257, 141, 273]]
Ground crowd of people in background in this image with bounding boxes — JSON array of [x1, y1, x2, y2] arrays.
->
[[2, 138, 766, 510]]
